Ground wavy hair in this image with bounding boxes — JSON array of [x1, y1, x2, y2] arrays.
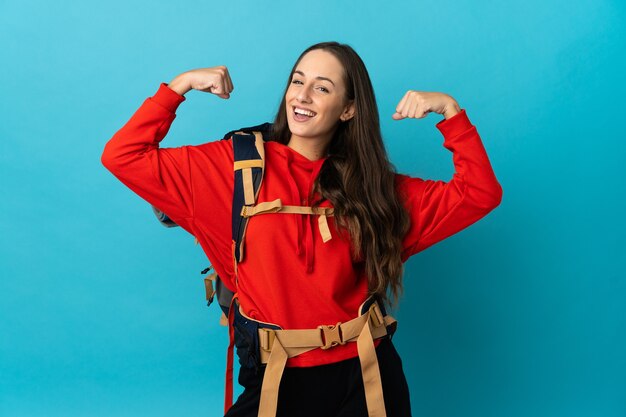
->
[[270, 41, 411, 309]]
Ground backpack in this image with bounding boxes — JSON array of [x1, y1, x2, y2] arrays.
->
[[151, 123, 397, 417]]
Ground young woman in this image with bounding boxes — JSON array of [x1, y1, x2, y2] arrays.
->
[[102, 41, 502, 417]]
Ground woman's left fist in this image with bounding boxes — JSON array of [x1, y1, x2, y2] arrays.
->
[[392, 91, 459, 120]]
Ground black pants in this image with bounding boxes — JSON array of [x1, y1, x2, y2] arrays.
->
[[224, 336, 412, 417]]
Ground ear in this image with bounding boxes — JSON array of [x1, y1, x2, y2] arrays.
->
[[340, 100, 355, 121]]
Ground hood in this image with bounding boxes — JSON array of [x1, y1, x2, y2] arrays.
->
[[271, 141, 328, 273]]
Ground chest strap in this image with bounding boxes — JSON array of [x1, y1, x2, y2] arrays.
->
[[250, 301, 396, 417], [241, 198, 335, 243]]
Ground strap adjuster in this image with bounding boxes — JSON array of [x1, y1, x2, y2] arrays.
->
[[318, 322, 345, 350], [369, 303, 385, 328], [259, 328, 276, 352]]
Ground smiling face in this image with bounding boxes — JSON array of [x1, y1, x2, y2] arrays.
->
[[285, 49, 355, 154]]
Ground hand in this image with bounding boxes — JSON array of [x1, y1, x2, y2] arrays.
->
[[392, 91, 459, 120], [169, 66, 235, 99]]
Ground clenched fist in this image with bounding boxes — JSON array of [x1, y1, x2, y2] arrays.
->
[[168, 66, 235, 99], [392, 90, 460, 120]]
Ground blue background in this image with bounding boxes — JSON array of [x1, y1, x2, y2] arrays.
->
[[1, 1, 624, 416]]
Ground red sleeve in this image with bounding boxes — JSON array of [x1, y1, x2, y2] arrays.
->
[[397, 109, 503, 261], [101, 82, 236, 283], [101, 82, 198, 232]]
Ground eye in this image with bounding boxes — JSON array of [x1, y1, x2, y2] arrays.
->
[[318, 86, 329, 93], [291, 79, 303, 85]]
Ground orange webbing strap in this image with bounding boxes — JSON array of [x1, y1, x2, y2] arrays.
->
[[255, 302, 397, 417], [233, 159, 264, 170], [357, 313, 386, 417], [204, 272, 217, 299], [224, 292, 239, 415], [231, 239, 238, 286], [232, 131, 265, 260], [240, 198, 335, 243], [235, 160, 261, 205], [258, 337, 288, 417], [233, 132, 265, 206]]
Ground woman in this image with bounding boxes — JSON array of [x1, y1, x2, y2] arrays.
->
[[101, 41, 502, 417]]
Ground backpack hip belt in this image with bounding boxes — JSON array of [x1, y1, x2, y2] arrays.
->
[[257, 302, 397, 417]]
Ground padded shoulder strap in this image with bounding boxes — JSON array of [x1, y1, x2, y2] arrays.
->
[[151, 122, 271, 228], [231, 131, 265, 264], [222, 122, 273, 141]]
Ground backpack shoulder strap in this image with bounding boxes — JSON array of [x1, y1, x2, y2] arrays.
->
[[231, 130, 266, 268], [222, 122, 273, 141], [150, 121, 272, 229], [224, 129, 265, 415]]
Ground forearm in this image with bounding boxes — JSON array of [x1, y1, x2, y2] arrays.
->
[[168, 72, 193, 96]]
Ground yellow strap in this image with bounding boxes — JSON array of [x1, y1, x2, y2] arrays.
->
[[256, 303, 394, 417], [278, 206, 334, 216], [357, 314, 387, 417], [258, 337, 288, 417], [204, 275, 215, 301], [318, 214, 332, 243], [253, 132, 265, 166], [241, 199, 335, 242], [241, 199, 335, 217], [234, 159, 263, 170], [232, 132, 263, 210], [256, 304, 395, 359], [242, 168, 255, 205], [241, 199, 284, 217]]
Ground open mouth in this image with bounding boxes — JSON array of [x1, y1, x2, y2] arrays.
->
[[293, 106, 317, 122]]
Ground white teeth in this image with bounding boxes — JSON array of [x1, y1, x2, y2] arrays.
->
[[294, 107, 316, 117]]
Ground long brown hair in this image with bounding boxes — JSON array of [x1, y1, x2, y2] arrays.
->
[[271, 41, 410, 309]]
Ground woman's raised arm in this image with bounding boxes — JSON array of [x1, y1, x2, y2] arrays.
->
[[100, 67, 235, 234], [391, 91, 503, 260]]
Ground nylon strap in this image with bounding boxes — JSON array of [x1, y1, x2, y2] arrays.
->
[[258, 337, 288, 417], [232, 131, 265, 263], [357, 313, 386, 417], [318, 214, 332, 243], [204, 272, 216, 302], [240, 198, 335, 243], [255, 302, 396, 417], [242, 167, 254, 205], [224, 293, 238, 415], [234, 159, 264, 170]]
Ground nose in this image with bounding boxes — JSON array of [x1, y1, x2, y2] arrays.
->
[[296, 84, 312, 103]]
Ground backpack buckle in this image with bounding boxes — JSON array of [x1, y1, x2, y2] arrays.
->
[[318, 322, 345, 350]]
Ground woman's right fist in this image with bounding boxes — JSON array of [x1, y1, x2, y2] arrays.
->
[[168, 66, 234, 99]]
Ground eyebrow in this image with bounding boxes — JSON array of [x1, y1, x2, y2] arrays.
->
[[293, 70, 335, 86]]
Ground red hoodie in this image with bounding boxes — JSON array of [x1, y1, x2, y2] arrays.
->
[[101, 82, 503, 367]]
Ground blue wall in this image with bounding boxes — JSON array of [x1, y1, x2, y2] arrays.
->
[[1, 1, 624, 416]]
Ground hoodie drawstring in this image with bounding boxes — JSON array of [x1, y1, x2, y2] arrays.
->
[[272, 145, 329, 274], [283, 152, 304, 256]]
